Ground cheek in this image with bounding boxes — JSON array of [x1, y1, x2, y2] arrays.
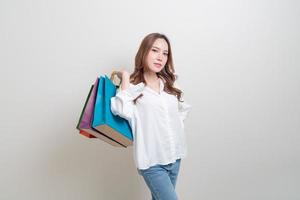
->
[[146, 53, 155, 61], [145, 54, 151, 62], [163, 56, 168, 64]]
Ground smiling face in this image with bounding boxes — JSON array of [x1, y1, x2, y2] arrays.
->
[[145, 38, 169, 73]]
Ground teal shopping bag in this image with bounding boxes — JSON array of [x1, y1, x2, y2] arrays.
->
[[92, 75, 133, 147]]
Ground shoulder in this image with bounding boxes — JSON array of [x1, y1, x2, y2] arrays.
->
[[129, 82, 145, 90], [118, 82, 145, 94]]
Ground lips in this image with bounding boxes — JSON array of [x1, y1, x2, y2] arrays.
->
[[154, 63, 162, 67]]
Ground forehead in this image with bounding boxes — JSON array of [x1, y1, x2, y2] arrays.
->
[[152, 38, 169, 51]]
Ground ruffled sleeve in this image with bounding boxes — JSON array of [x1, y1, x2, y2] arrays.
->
[[178, 100, 192, 122], [174, 81, 192, 122], [110, 83, 144, 121]]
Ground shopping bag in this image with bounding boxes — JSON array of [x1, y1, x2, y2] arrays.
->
[[92, 75, 133, 147], [76, 85, 96, 138], [79, 130, 96, 138], [76, 78, 125, 147]]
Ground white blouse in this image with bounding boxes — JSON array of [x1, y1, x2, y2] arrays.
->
[[110, 77, 192, 170]]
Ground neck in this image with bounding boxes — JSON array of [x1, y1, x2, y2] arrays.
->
[[144, 70, 159, 84]]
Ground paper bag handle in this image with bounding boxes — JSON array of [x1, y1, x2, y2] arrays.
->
[[110, 70, 123, 86]]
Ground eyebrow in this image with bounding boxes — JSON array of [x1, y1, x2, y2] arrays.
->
[[152, 46, 168, 53]]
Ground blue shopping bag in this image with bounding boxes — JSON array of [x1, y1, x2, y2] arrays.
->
[[76, 77, 125, 147], [92, 75, 133, 147]]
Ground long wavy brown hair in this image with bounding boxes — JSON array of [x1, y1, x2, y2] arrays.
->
[[129, 33, 184, 104]]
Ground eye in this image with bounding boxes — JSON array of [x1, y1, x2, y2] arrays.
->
[[163, 53, 168, 56], [152, 49, 158, 52]]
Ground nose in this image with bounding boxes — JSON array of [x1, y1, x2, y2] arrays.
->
[[156, 53, 163, 61]]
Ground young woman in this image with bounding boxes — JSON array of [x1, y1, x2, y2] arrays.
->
[[110, 33, 192, 200]]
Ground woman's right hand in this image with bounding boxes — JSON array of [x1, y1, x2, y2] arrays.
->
[[118, 69, 130, 80]]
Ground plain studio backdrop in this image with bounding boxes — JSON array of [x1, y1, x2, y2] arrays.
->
[[0, 0, 299, 199]]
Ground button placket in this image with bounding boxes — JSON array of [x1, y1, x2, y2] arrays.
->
[[160, 95, 176, 157]]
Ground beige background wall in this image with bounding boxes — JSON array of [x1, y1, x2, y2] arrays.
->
[[0, 0, 299, 199]]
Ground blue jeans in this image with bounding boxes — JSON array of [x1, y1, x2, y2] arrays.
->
[[137, 159, 181, 200]]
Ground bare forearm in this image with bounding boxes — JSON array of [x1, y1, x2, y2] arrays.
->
[[116, 69, 130, 91], [121, 74, 130, 91]]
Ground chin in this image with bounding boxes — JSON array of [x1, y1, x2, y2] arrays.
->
[[148, 68, 161, 73], [155, 67, 164, 72]]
